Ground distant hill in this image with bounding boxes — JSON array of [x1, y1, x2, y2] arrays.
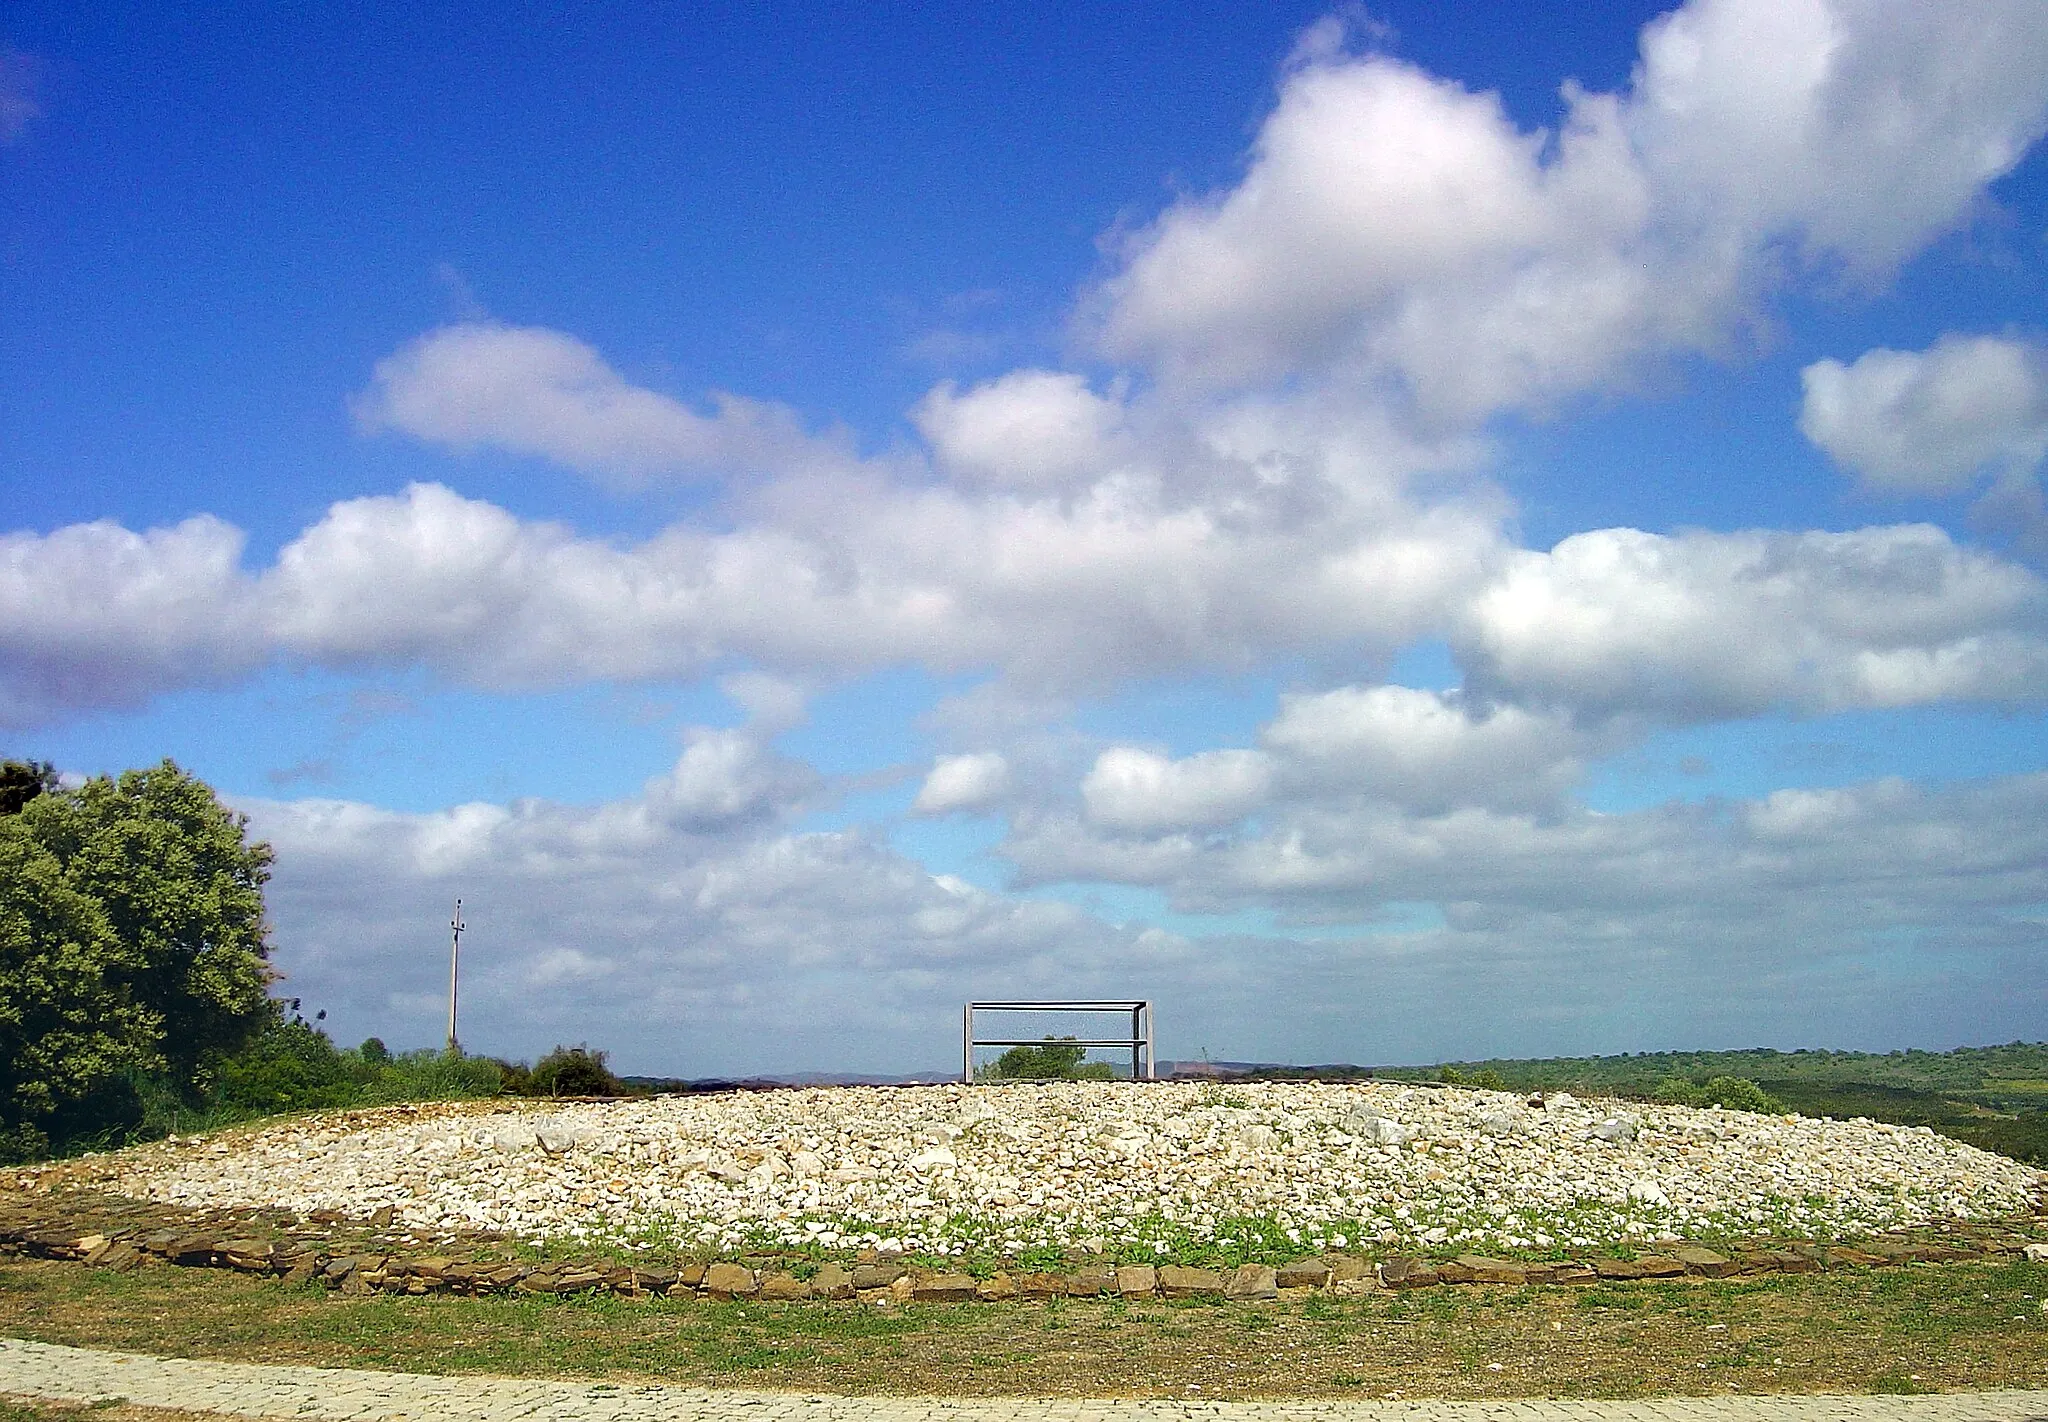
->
[[1369, 1042, 2048, 1098], [1365, 1041, 2048, 1167]]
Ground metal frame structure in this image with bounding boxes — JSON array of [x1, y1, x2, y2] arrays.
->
[[963, 1000, 1154, 1083]]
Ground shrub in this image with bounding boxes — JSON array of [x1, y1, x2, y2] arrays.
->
[[1651, 1074, 1780, 1112], [359, 1047, 500, 1104], [984, 1037, 1116, 1080], [207, 1008, 358, 1117], [1700, 1075, 1782, 1113], [1653, 1074, 1704, 1105], [522, 1044, 626, 1097]]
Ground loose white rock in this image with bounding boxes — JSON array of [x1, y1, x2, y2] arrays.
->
[[104, 1081, 2042, 1259]]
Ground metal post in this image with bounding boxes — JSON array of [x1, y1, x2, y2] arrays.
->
[[1144, 1001, 1155, 1081], [445, 899, 464, 1054], [962, 1002, 974, 1083], [1131, 1002, 1142, 1081]]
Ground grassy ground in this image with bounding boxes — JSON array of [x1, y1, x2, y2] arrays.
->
[[3, 1256, 2046, 1400], [2, 1399, 225, 1422]]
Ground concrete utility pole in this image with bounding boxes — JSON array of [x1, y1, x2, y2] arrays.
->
[[445, 899, 464, 1054]]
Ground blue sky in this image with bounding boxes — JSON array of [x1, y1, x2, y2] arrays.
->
[[5, 0, 2048, 1075]]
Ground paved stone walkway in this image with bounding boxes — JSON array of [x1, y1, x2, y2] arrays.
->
[[4, 1339, 2046, 1422]]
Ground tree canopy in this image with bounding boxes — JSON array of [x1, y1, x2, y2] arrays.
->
[[0, 759, 275, 1158], [985, 1036, 1116, 1081]]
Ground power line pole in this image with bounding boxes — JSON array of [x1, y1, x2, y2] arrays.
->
[[445, 899, 464, 1054]]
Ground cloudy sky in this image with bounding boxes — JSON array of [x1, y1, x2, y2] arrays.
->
[[6, 0, 2048, 1076]]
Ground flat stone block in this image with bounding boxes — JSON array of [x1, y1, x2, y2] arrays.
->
[[1328, 1255, 1373, 1284], [1275, 1258, 1331, 1289], [910, 1270, 977, 1302], [809, 1263, 855, 1299], [1451, 1255, 1529, 1284], [1157, 1264, 1223, 1298], [756, 1270, 811, 1300], [1065, 1266, 1114, 1296], [1224, 1264, 1277, 1300], [1670, 1244, 1736, 1277], [1115, 1263, 1158, 1297], [702, 1262, 758, 1298], [1379, 1257, 1439, 1289]]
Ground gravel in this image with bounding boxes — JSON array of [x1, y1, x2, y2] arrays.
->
[[109, 1081, 2044, 1259]]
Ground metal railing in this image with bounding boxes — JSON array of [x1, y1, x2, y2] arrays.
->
[[962, 1000, 1154, 1082]]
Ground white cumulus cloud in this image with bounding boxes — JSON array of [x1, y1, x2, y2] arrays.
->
[[913, 752, 1012, 815], [1082, 746, 1275, 833], [1458, 524, 2048, 720], [353, 322, 858, 486], [913, 370, 1129, 490], [1801, 334, 2048, 494], [1094, 0, 2048, 421]]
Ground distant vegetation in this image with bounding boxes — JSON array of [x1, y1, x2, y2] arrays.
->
[[980, 1036, 1116, 1081], [1369, 1043, 2048, 1167], [498, 1044, 627, 1099]]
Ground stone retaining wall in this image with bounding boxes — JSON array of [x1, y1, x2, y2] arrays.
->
[[5, 1188, 2045, 1306]]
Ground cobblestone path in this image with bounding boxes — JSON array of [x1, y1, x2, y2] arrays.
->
[[5, 1339, 2047, 1422]]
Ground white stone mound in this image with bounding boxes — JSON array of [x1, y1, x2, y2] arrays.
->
[[108, 1081, 2042, 1260]]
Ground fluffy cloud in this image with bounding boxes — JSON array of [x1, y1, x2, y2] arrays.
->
[[0, 461, 1504, 726], [1012, 752, 2048, 958], [1095, 0, 2048, 419], [0, 514, 259, 723], [1082, 747, 1274, 832], [1263, 684, 1596, 814], [913, 371, 1129, 490], [1801, 334, 2048, 494], [354, 322, 858, 486], [9, 487, 2048, 732], [913, 752, 1012, 815], [1459, 524, 2048, 719]]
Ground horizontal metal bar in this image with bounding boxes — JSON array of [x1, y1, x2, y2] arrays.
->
[[966, 1001, 1148, 1011], [971, 1038, 1147, 1048]]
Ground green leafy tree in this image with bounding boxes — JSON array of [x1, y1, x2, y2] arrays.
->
[[0, 760, 275, 1156], [985, 1036, 1116, 1080], [0, 760, 59, 816], [0, 823, 161, 1159], [524, 1044, 626, 1097]]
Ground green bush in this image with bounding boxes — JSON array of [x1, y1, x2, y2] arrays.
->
[[1700, 1075, 1782, 1112], [207, 1009, 359, 1116], [982, 1037, 1116, 1081], [1653, 1074, 1704, 1105], [359, 1046, 501, 1103], [518, 1044, 626, 1097], [1651, 1074, 1780, 1113]]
